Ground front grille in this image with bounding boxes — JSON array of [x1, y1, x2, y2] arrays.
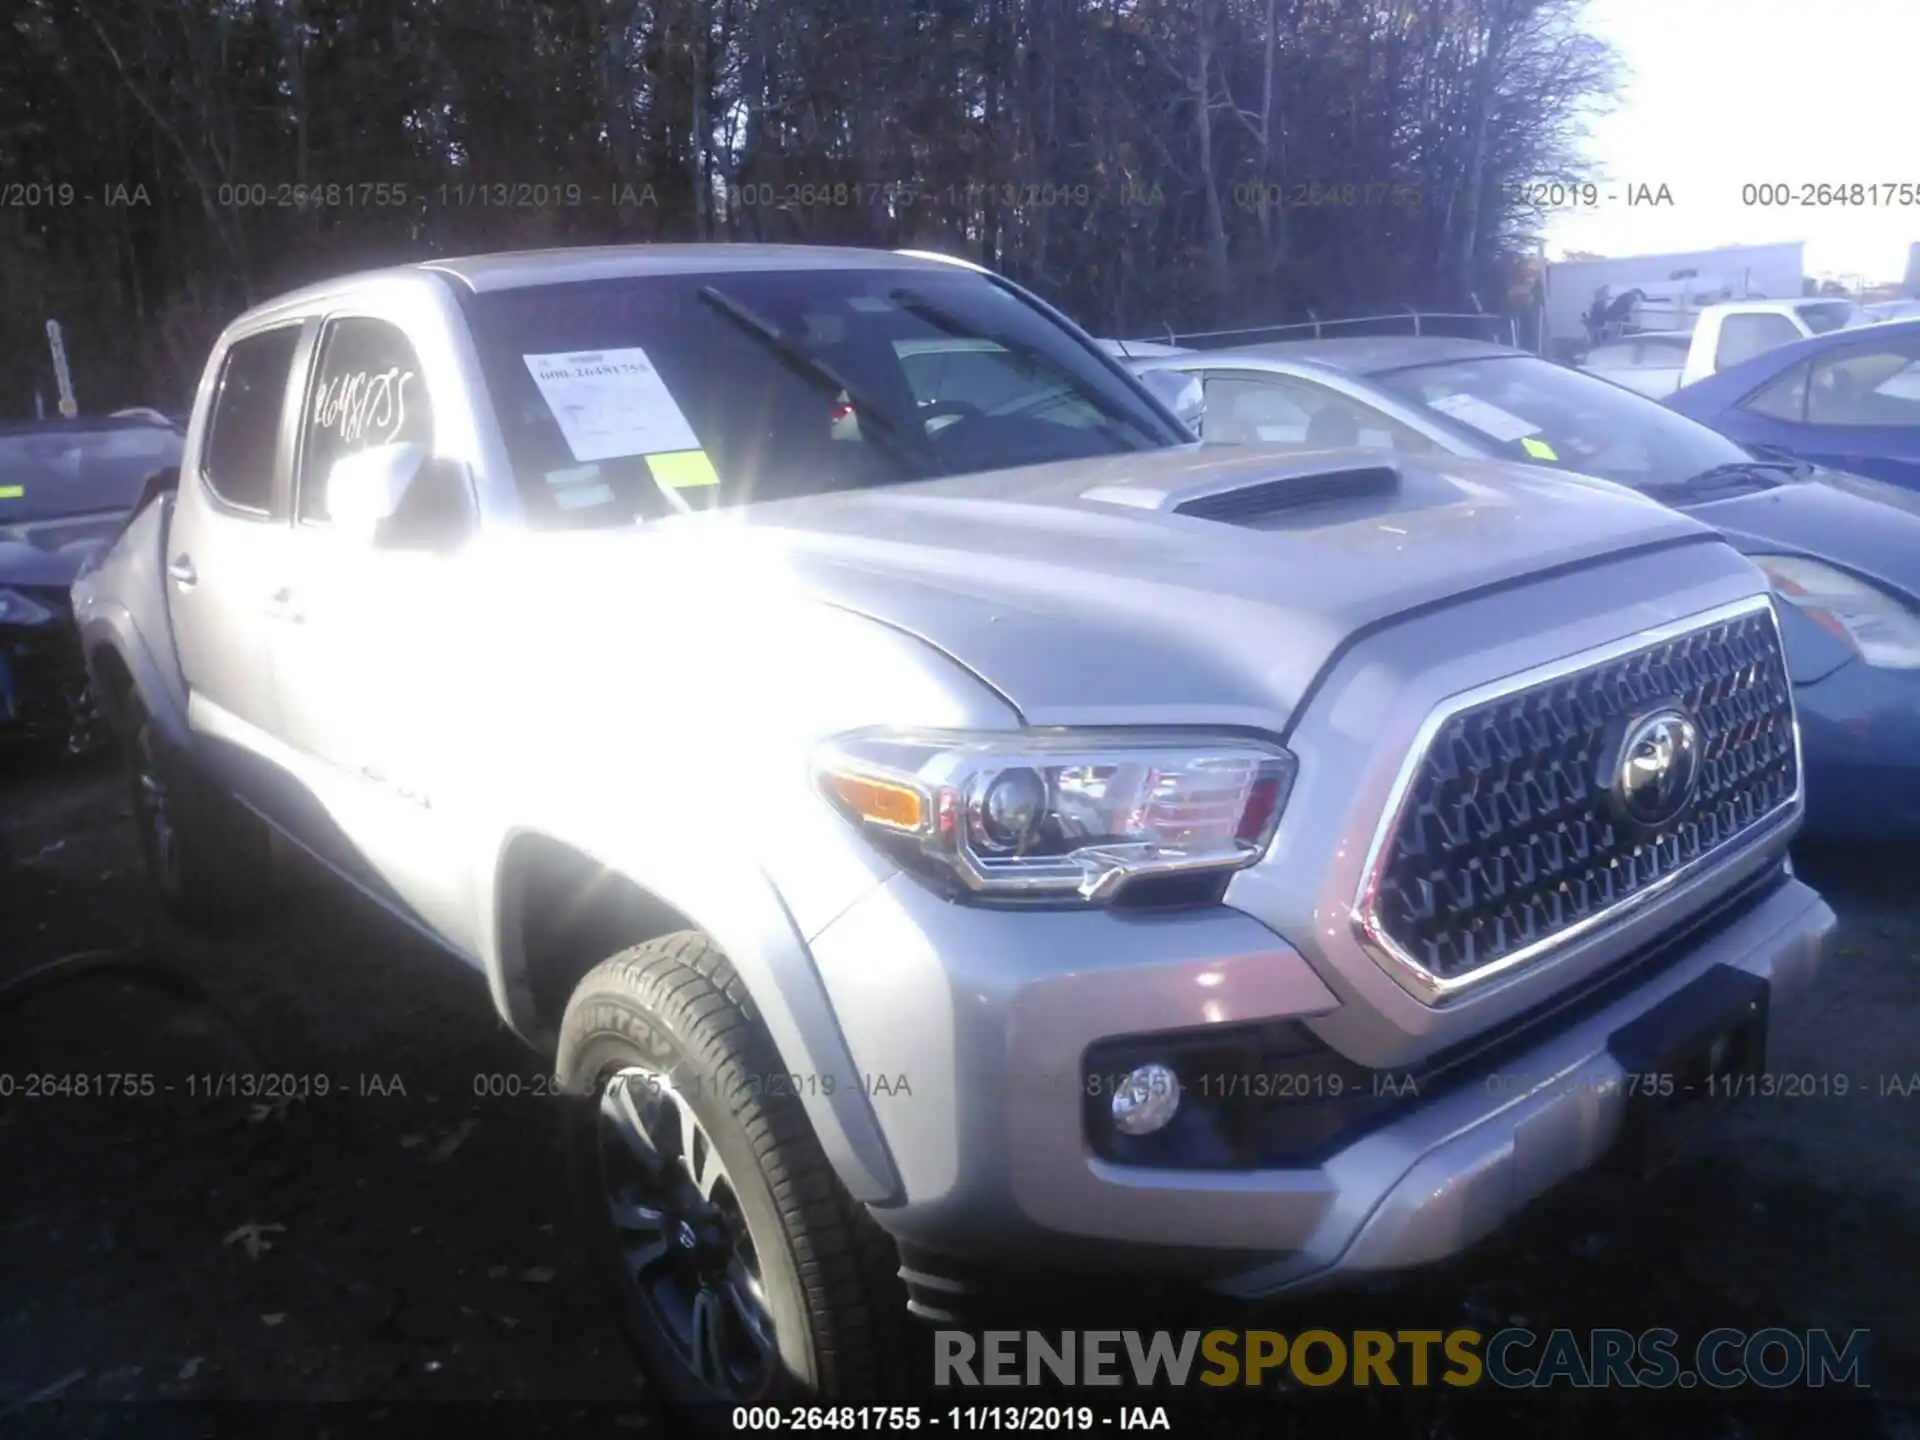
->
[[1361, 601, 1797, 990]]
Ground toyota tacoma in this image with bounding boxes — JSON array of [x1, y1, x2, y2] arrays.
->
[[71, 243, 1834, 1414]]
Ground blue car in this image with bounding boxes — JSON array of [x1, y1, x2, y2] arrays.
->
[[1665, 317, 1920, 492], [2, 413, 184, 754], [1127, 336, 1920, 841]]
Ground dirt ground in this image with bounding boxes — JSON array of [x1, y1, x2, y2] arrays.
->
[[2, 754, 1917, 1438]]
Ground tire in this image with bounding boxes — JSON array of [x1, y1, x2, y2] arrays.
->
[[556, 932, 908, 1422], [119, 694, 273, 932]]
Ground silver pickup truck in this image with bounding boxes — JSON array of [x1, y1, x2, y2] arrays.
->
[[73, 243, 1833, 1415]]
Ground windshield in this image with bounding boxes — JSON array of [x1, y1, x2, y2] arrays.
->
[[1797, 300, 1861, 335], [460, 266, 1184, 527], [0, 424, 183, 526], [1370, 354, 1751, 489]]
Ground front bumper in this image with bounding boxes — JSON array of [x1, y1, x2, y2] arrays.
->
[[809, 865, 1832, 1297], [1793, 659, 1920, 841], [1, 625, 97, 752]]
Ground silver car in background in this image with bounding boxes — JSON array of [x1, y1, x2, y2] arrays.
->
[[1579, 332, 1691, 397]]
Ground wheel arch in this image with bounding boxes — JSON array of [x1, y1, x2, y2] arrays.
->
[[490, 827, 904, 1207]]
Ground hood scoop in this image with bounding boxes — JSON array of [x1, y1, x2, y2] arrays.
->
[[1168, 463, 1401, 525]]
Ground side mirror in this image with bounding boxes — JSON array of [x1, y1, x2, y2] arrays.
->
[[1138, 368, 1207, 437], [325, 442, 428, 543]]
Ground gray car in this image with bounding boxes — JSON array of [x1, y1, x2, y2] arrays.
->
[[73, 246, 1831, 1420]]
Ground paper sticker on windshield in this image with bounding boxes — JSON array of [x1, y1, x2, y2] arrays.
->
[[646, 450, 721, 489], [540, 463, 614, 510], [523, 348, 700, 463], [1427, 392, 1542, 444], [1520, 436, 1559, 460], [553, 482, 616, 510]]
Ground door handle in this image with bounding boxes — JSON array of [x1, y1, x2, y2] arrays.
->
[[167, 555, 197, 589], [264, 586, 305, 624]]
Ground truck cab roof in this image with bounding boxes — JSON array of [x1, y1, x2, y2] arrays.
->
[[230, 244, 972, 328]]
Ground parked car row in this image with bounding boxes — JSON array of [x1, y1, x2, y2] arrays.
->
[[1573, 297, 1879, 398], [1123, 332, 1920, 840]]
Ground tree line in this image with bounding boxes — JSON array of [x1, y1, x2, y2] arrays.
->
[[0, 0, 1617, 414]]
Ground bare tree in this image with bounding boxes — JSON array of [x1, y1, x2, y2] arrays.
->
[[0, 0, 1618, 408]]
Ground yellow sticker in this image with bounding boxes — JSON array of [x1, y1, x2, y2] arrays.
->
[[646, 450, 721, 489], [1520, 436, 1558, 461], [0, 485, 23, 499]]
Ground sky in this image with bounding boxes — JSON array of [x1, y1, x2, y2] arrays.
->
[[1545, 0, 1919, 283]]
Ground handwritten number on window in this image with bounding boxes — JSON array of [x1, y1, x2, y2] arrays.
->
[[314, 367, 417, 448]]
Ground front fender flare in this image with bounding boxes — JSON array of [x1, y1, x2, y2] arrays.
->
[[487, 829, 905, 1207]]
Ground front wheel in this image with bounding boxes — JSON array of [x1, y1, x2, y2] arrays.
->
[[556, 932, 907, 1419]]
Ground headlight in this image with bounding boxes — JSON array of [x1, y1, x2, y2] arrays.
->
[[0, 587, 55, 627], [814, 729, 1296, 902], [1751, 555, 1920, 669]]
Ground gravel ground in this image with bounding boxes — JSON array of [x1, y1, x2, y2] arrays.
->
[[2, 754, 1917, 1438]]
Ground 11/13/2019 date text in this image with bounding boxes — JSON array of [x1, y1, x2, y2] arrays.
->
[[728, 1404, 1174, 1431]]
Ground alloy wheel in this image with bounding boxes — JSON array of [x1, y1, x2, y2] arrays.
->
[[595, 1065, 778, 1398]]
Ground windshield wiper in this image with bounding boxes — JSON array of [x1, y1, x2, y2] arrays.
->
[[1744, 442, 1816, 476], [695, 285, 930, 479], [1640, 461, 1799, 502]]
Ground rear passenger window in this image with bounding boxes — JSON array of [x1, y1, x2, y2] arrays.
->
[[1201, 374, 1312, 444], [1742, 361, 1810, 422], [1804, 343, 1920, 427], [298, 317, 433, 523], [202, 326, 301, 513], [1199, 371, 1435, 454]]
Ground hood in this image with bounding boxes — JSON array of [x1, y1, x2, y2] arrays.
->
[[662, 445, 1716, 729], [1683, 468, 1920, 601], [0, 537, 89, 590]]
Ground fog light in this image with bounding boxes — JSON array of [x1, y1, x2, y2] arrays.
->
[[1111, 1062, 1182, 1136]]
